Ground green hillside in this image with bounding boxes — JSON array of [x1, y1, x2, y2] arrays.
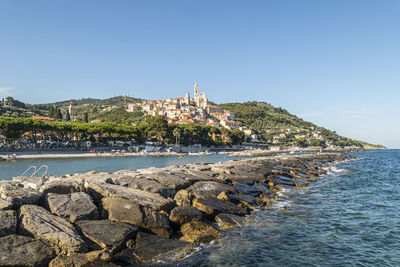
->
[[0, 96, 386, 148], [219, 101, 384, 148]]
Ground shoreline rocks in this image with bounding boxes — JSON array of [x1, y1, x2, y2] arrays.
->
[[0, 152, 356, 266]]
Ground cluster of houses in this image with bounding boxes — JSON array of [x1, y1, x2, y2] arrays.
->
[[266, 127, 326, 145], [126, 83, 259, 141]]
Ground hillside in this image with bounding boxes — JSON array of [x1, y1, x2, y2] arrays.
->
[[219, 101, 385, 148], [0, 96, 386, 148]]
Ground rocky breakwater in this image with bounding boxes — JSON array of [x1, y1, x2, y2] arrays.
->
[[0, 153, 356, 266]]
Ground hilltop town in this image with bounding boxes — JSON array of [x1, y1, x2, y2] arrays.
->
[[0, 86, 386, 149], [125, 83, 257, 139]]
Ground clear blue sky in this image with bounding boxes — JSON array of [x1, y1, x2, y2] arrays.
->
[[0, 0, 399, 148]]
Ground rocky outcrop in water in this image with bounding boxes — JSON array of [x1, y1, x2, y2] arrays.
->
[[0, 153, 355, 266]]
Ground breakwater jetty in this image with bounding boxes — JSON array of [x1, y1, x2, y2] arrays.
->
[[0, 153, 355, 266]]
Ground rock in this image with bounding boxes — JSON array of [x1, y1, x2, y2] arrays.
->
[[217, 191, 229, 202], [18, 205, 87, 254], [114, 175, 176, 198], [142, 207, 173, 238], [0, 210, 17, 237], [215, 213, 248, 230], [75, 220, 138, 253], [140, 171, 192, 191], [40, 178, 85, 195], [0, 234, 54, 267], [49, 252, 115, 267], [189, 181, 236, 197], [86, 183, 174, 211], [233, 183, 263, 197], [192, 196, 248, 217], [180, 221, 221, 243], [169, 205, 203, 226], [134, 232, 194, 263], [12, 176, 44, 191], [101, 197, 172, 238], [112, 249, 138, 265], [227, 194, 257, 209], [45, 192, 99, 222], [0, 182, 42, 209], [174, 189, 194, 206], [0, 198, 12, 210]]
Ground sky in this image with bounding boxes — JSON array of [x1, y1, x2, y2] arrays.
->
[[0, 0, 399, 148]]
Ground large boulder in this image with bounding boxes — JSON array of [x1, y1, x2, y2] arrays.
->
[[140, 171, 192, 190], [233, 183, 263, 197], [0, 198, 12, 210], [85, 183, 174, 211], [180, 221, 221, 243], [114, 175, 176, 198], [215, 213, 248, 230], [12, 176, 44, 191], [40, 178, 85, 195], [0, 234, 54, 267], [18, 205, 88, 254], [0, 182, 42, 209], [49, 250, 114, 267], [45, 192, 99, 222], [174, 189, 194, 206], [0, 210, 17, 237], [192, 196, 248, 217], [189, 181, 236, 197], [169, 205, 202, 226], [133, 232, 194, 263], [75, 220, 138, 253], [101, 197, 172, 238]]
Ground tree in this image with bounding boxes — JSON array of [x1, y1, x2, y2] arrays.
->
[[84, 112, 89, 123], [5, 96, 14, 107], [66, 111, 71, 121], [48, 106, 55, 118]]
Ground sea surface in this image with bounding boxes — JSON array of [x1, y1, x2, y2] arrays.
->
[[0, 154, 240, 180], [175, 149, 400, 266]]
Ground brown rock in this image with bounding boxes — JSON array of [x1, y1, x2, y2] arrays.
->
[[45, 192, 99, 222], [102, 197, 172, 238], [134, 232, 194, 263], [49, 252, 116, 267], [0, 234, 54, 267], [192, 196, 248, 217], [0, 182, 42, 209], [86, 183, 174, 211], [215, 213, 248, 230], [180, 221, 221, 243], [75, 220, 138, 253], [18, 205, 87, 254], [174, 189, 194, 206], [0, 198, 12, 210], [169, 205, 202, 225], [0, 210, 17, 237]]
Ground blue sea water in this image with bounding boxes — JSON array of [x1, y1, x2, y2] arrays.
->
[[175, 150, 400, 266], [0, 154, 240, 180]]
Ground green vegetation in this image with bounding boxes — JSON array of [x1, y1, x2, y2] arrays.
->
[[219, 101, 371, 148], [0, 116, 243, 146], [0, 96, 385, 148]]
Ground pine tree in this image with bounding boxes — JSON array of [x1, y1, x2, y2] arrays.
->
[[84, 112, 89, 123], [55, 108, 62, 120], [48, 106, 55, 118], [66, 110, 71, 121]]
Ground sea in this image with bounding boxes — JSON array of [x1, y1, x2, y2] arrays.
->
[[1, 150, 399, 266]]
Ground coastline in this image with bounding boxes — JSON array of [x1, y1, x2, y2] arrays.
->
[[0, 153, 356, 266], [0, 146, 367, 161]]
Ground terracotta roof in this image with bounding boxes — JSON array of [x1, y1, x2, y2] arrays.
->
[[32, 116, 55, 121]]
